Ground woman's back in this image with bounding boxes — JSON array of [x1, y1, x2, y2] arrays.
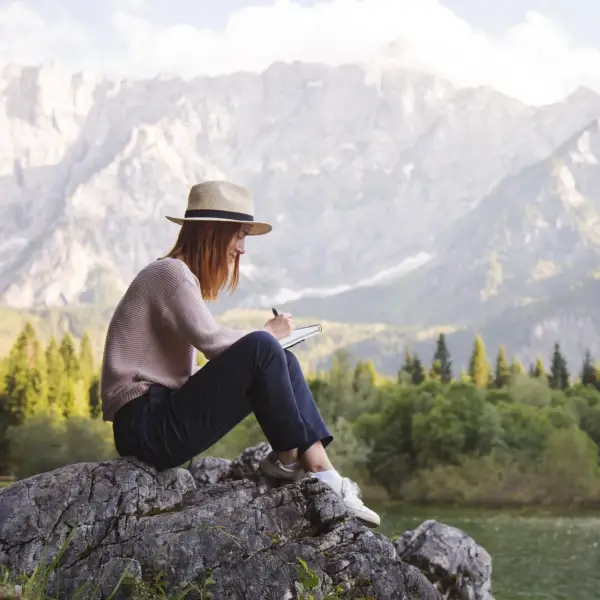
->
[[100, 258, 199, 420]]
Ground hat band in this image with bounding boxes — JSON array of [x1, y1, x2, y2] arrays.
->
[[184, 209, 255, 222]]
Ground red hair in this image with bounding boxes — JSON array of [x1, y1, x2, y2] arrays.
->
[[165, 221, 241, 301]]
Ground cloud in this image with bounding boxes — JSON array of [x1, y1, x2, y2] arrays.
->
[[0, 1, 89, 67], [109, 0, 600, 105], [1, 0, 600, 105]]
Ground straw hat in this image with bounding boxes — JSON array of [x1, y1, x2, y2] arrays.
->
[[166, 180, 272, 235]]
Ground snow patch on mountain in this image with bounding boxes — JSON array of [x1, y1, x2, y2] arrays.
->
[[247, 252, 433, 307]]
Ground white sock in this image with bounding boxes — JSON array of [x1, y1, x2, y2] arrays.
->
[[311, 469, 342, 487], [282, 461, 299, 470]]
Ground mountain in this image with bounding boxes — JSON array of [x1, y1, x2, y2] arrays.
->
[[287, 118, 600, 371], [2, 62, 600, 311], [286, 116, 600, 326], [3, 62, 600, 373], [340, 278, 600, 377]]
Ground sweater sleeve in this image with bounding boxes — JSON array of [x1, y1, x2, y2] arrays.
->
[[161, 280, 253, 360]]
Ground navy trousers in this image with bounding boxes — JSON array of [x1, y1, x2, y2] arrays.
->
[[112, 331, 333, 470]]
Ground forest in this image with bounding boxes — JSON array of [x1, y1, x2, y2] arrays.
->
[[2, 323, 600, 507]]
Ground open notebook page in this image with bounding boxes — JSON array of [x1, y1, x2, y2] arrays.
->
[[279, 324, 322, 350]]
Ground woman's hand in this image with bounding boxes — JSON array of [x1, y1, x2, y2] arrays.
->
[[264, 313, 294, 340]]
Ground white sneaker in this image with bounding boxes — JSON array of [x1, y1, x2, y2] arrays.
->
[[310, 473, 381, 528]]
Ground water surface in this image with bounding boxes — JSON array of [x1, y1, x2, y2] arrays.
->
[[377, 504, 600, 600]]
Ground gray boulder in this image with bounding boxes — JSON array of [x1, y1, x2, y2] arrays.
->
[[395, 520, 494, 600], [0, 447, 442, 600]]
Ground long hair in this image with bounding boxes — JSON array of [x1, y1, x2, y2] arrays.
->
[[164, 221, 241, 301]]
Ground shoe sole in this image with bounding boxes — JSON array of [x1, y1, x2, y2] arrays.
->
[[356, 515, 381, 528], [348, 507, 381, 528]]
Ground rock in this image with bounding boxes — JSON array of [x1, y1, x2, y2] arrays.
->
[[227, 442, 271, 480], [0, 584, 22, 599], [0, 448, 443, 600], [187, 456, 231, 485], [395, 520, 494, 600]]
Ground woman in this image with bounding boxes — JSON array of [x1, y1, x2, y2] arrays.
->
[[100, 180, 380, 528]]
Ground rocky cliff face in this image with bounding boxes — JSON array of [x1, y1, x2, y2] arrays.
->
[[0, 444, 493, 600], [2, 62, 600, 313], [284, 116, 600, 368]]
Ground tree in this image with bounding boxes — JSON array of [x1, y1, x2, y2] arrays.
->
[[411, 354, 427, 385], [459, 368, 471, 383], [352, 360, 376, 394], [320, 349, 355, 422], [79, 332, 95, 385], [510, 356, 525, 377], [581, 349, 596, 387], [432, 334, 452, 383], [468, 335, 491, 388], [549, 342, 570, 390], [399, 349, 414, 382], [46, 337, 66, 409], [3, 322, 48, 424], [88, 374, 102, 419], [494, 347, 511, 388], [532, 357, 546, 380], [59, 332, 81, 381], [429, 359, 442, 381]]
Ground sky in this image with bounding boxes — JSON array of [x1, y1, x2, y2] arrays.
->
[[0, 0, 599, 105]]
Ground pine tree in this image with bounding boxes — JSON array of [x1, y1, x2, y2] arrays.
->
[[549, 342, 570, 390], [459, 367, 471, 383], [468, 335, 491, 388], [88, 374, 101, 419], [594, 362, 600, 390], [510, 355, 525, 377], [533, 357, 546, 380], [429, 359, 442, 381], [432, 333, 453, 383], [352, 360, 376, 394], [399, 348, 414, 382], [494, 346, 511, 388], [581, 349, 596, 387], [411, 354, 427, 385], [59, 332, 81, 381], [46, 337, 66, 409], [3, 322, 48, 423], [79, 332, 94, 385]]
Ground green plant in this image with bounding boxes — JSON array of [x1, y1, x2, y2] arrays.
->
[[294, 558, 343, 600]]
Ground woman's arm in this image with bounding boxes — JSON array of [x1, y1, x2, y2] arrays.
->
[[161, 280, 252, 360]]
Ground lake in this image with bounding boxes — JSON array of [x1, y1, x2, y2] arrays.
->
[[377, 504, 600, 600]]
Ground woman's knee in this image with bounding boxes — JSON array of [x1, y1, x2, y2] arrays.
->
[[284, 348, 301, 372], [243, 330, 284, 353]]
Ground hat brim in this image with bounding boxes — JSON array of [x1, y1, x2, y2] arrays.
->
[[165, 216, 272, 236]]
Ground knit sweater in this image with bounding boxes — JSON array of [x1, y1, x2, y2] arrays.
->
[[100, 258, 252, 421]]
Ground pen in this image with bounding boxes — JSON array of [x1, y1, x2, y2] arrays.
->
[[272, 308, 279, 317]]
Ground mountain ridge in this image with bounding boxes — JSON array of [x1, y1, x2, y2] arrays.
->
[[2, 62, 600, 372]]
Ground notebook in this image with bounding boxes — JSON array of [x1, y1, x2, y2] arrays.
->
[[279, 324, 322, 350]]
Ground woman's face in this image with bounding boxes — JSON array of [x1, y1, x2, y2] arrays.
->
[[228, 225, 250, 263]]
